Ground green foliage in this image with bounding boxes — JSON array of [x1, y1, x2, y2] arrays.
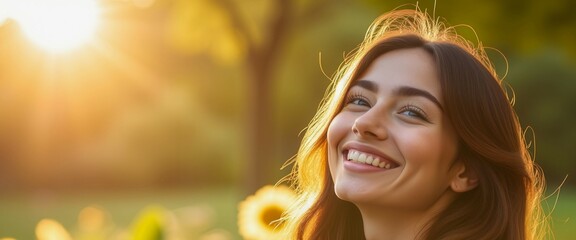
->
[[361, 0, 576, 59], [167, 0, 246, 63], [507, 51, 576, 185]]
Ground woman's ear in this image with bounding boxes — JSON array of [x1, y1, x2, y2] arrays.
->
[[450, 162, 479, 193]]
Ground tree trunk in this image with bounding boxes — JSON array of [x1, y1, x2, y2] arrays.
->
[[244, 0, 291, 194]]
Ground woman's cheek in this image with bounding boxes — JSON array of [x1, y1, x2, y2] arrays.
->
[[327, 113, 351, 146]]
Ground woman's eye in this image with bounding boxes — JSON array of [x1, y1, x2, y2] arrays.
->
[[398, 105, 429, 122], [349, 98, 370, 107], [345, 92, 371, 107]]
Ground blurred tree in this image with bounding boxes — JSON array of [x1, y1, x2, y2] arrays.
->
[[167, 0, 335, 193], [1, 0, 574, 191]]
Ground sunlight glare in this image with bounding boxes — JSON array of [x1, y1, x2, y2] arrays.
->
[[12, 0, 100, 52], [0, 0, 15, 26]]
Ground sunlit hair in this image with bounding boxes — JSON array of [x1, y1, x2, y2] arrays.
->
[[280, 8, 547, 240]]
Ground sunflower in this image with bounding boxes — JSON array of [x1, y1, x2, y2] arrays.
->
[[238, 185, 296, 240]]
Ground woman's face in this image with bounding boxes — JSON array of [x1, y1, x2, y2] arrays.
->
[[327, 47, 460, 211]]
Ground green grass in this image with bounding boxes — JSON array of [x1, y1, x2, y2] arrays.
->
[[0, 186, 243, 240], [545, 188, 576, 239], [1, 186, 575, 239]]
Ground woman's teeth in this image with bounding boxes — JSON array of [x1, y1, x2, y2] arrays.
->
[[347, 150, 393, 169]]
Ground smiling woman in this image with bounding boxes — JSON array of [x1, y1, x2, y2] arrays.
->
[[279, 7, 547, 240], [10, 0, 101, 52]]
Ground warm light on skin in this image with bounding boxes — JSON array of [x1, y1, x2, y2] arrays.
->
[[11, 0, 101, 52]]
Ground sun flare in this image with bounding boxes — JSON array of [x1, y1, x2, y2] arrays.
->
[[11, 0, 101, 52]]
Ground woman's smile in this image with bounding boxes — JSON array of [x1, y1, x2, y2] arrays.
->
[[341, 142, 401, 173], [345, 149, 394, 169]]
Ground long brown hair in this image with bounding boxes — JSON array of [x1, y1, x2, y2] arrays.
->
[[281, 9, 546, 240]]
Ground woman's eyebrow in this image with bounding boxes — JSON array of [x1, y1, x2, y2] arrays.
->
[[351, 80, 444, 111], [394, 86, 444, 111], [352, 79, 378, 92]]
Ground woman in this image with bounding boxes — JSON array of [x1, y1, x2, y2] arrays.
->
[[280, 8, 546, 240]]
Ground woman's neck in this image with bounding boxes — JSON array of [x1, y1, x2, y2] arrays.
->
[[356, 192, 456, 240], [358, 206, 430, 240]]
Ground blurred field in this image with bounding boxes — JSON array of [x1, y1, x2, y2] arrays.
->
[[0, 186, 242, 240], [1, 186, 575, 239]]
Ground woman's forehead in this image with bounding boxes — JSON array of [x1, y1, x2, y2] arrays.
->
[[353, 48, 442, 99]]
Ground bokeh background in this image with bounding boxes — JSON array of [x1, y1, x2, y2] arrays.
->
[[0, 0, 575, 239]]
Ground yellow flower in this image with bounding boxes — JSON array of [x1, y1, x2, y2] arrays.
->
[[238, 185, 296, 240], [35, 219, 73, 240]]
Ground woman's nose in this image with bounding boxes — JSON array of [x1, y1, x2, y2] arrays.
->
[[352, 109, 389, 140]]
